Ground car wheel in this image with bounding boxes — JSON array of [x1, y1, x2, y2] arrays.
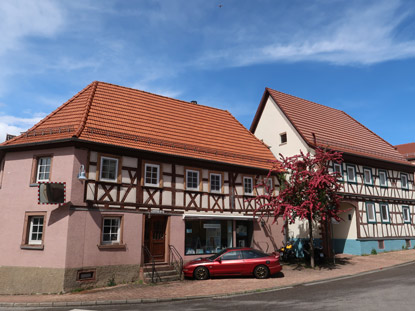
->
[[194, 266, 209, 280], [254, 265, 270, 279]]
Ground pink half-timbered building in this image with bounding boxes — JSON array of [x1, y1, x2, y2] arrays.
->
[[250, 88, 415, 255], [0, 82, 283, 294]]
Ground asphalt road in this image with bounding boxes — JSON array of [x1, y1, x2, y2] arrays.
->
[[6, 261, 415, 311]]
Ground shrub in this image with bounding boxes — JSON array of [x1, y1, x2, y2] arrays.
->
[[371, 248, 377, 255]]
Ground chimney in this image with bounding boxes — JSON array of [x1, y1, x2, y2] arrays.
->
[[191, 100, 198, 104]]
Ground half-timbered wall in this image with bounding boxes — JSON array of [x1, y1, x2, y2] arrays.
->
[[85, 151, 275, 215]]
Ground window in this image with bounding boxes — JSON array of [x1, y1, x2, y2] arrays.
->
[[186, 169, 200, 191], [366, 202, 376, 223], [401, 173, 409, 190], [21, 212, 46, 249], [379, 170, 388, 187], [0, 157, 4, 188], [378, 240, 384, 250], [380, 203, 390, 223], [77, 269, 96, 281], [35, 156, 52, 182], [243, 177, 254, 195], [403, 206, 411, 224], [221, 250, 242, 260], [210, 173, 222, 193], [363, 168, 372, 185], [265, 177, 273, 193], [99, 156, 119, 182], [333, 163, 342, 180], [242, 249, 268, 259], [144, 163, 160, 187], [346, 165, 356, 183], [280, 132, 287, 144], [101, 217, 122, 245], [185, 220, 233, 255]]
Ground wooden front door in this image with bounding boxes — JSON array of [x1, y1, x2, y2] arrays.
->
[[144, 215, 167, 263]]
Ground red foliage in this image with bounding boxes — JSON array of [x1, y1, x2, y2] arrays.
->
[[253, 148, 343, 225]]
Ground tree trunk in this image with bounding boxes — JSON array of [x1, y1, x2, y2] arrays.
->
[[308, 215, 315, 268]]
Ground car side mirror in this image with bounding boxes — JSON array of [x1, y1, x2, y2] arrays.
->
[[215, 257, 222, 263]]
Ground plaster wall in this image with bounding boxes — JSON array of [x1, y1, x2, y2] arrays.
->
[[0, 147, 86, 268], [253, 96, 312, 158]]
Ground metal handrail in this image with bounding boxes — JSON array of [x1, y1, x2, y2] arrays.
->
[[168, 244, 183, 279], [142, 245, 160, 283]]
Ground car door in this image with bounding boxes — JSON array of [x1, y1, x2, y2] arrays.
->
[[212, 250, 245, 275]]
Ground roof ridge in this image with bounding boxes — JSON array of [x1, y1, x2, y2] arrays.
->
[[1, 82, 96, 146], [339, 110, 405, 159], [224, 110, 276, 158], [395, 142, 415, 147], [265, 87, 344, 113], [74, 81, 98, 137], [97, 81, 229, 113]]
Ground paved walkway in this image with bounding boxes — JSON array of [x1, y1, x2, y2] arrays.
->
[[1, 249, 415, 308]]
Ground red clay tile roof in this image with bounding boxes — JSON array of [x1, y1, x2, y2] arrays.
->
[[2, 81, 276, 170], [395, 143, 415, 160], [250, 88, 410, 166]]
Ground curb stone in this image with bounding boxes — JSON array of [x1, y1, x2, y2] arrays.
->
[[1, 260, 414, 308]]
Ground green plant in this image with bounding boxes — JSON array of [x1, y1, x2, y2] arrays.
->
[[371, 248, 377, 255], [362, 253, 369, 256], [107, 275, 116, 287]]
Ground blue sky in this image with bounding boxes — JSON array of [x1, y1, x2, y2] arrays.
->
[[1, 0, 415, 145]]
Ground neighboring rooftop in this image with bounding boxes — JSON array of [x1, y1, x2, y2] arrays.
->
[[1, 81, 276, 170], [250, 88, 410, 166], [395, 143, 415, 161]]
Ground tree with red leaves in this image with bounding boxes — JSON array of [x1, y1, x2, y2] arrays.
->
[[254, 148, 343, 268]]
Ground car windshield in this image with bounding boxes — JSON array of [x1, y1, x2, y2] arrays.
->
[[206, 249, 228, 261]]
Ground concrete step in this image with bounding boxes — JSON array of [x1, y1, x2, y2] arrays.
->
[[144, 274, 181, 283], [144, 269, 178, 278]]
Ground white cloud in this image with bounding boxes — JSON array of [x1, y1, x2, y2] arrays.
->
[[0, 115, 43, 142], [196, 0, 415, 67], [0, 0, 64, 55]]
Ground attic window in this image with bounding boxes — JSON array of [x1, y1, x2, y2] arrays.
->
[[280, 132, 287, 144]]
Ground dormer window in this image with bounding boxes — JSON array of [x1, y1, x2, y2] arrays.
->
[[280, 132, 287, 144]]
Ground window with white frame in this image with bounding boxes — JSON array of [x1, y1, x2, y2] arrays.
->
[[36, 157, 51, 182], [403, 206, 411, 223], [379, 170, 388, 187], [210, 173, 222, 193], [401, 173, 409, 189], [186, 169, 200, 190], [363, 168, 372, 185], [144, 163, 160, 186], [243, 177, 254, 195], [346, 165, 356, 183], [366, 202, 376, 223], [380, 203, 390, 223], [28, 216, 45, 245], [333, 163, 342, 179], [99, 156, 119, 182], [101, 217, 121, 245]]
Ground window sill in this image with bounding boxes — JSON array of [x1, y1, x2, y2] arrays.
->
[[20, 244, 44, 250], [279, 142, 287, 146], [98, 244, 126, 250], [29, 183, 39, 187], [143, 185, 163, 189]]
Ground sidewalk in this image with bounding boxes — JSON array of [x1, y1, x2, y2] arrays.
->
[[1, 249, 415, 308]]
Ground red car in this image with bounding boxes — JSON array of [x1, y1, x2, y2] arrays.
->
[[183, 247, 282, 280]]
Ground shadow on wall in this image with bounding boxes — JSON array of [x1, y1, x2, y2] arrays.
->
[[251, 219, 283, 253]]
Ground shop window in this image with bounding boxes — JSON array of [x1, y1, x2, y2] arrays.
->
[[236, 220, 253, 247], [185, 220, 233, 255]]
